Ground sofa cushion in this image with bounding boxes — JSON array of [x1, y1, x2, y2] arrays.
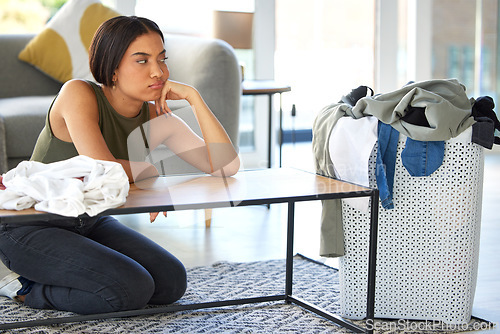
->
[[0, 35, 62, 99], [18, 0, 119, 83], [0, 96, 54, 161]]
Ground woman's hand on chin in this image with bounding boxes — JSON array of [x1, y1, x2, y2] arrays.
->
[[156, 80, 199, 113]]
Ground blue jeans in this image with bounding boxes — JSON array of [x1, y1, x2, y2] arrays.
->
[[377, 122, 445, 209], [0, 216, 186, 314], [376, 122, 399, 209], [401, 139, 444, 177]]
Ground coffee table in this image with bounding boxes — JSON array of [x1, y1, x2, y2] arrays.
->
[[0, 168, 379, 333]]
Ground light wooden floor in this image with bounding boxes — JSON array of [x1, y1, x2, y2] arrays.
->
[[118, 142, 500, 331]]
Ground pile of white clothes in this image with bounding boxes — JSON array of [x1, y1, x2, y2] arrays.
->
[[0, 155, 129, 217]]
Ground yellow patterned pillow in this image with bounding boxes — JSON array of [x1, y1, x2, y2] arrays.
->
[[18, 0, 120, 83]]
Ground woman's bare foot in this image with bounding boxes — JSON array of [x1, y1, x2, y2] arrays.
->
[[15, 294, 26, 303]]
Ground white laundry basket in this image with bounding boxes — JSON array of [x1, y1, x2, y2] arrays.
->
[[338, 127, 484, 325]]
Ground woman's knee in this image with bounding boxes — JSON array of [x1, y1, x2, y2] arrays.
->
[[168, 262, 187, 302], [116, 267, 156, 311], [151, 260, 187, 305]]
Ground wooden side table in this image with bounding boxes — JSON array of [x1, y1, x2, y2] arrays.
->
[[242, 80, 291, 168]]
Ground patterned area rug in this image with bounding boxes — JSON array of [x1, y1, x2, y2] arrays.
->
[[0, 255, 494, 333]]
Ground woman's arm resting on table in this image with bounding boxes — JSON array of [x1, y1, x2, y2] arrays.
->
[[154, 80, 240, 177]]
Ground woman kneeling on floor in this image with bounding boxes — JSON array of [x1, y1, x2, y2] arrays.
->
[[0, 15, 239, 314]]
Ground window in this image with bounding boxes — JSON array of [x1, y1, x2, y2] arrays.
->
[[275, 0, 376, 134], [0, 0, 54, 33], [431, 0, 498, 100]]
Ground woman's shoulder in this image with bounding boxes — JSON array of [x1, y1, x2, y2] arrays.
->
[[61, 78, 94, 89], [59, 79, 99, 99], [51, 79, 99, 118]]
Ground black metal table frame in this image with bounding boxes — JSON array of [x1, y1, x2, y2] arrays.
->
[[0, 186, 379, 334]]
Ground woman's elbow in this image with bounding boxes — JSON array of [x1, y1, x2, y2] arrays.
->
[[211, 156, 240, 177], [225, 156, 241, 176]]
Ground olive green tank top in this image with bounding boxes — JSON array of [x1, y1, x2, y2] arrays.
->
[[30, 81, 150, 163]]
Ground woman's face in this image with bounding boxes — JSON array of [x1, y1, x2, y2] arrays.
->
[[113, 31, 169, 103]]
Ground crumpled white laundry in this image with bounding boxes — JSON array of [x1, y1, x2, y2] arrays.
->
[[329, 116, 378, 213], [0, 155, 130, 217]]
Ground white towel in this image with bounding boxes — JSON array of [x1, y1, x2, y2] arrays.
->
[[328, 116, 378, 212], [0, 155, 129, 217]]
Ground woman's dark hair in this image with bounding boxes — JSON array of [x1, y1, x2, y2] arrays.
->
[[89, 16, 164, 86]]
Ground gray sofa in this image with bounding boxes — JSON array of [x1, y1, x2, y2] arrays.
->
[[0, 34, 241, 174]]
